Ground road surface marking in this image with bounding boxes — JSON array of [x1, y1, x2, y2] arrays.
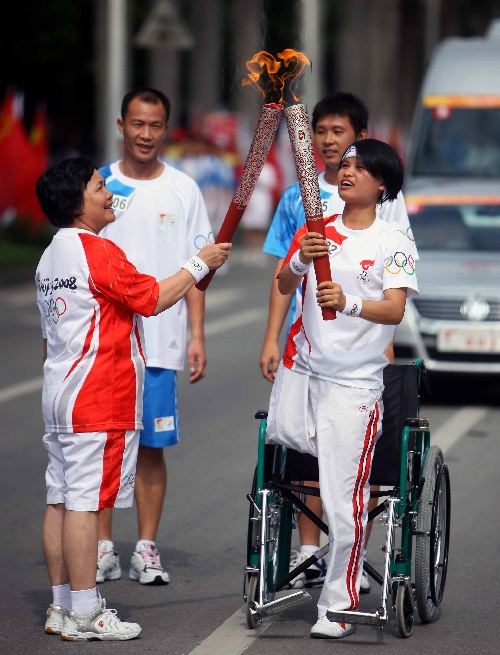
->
[[204, 308, 267, 337], [0, 377, 43, 403], [205, 288, 241, 310], [431, 406, 489, 454], [186, 605, 275, 655], [0, 308, 266, 403]]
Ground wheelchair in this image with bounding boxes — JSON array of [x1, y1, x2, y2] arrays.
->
[[243, 359, 451, 638]]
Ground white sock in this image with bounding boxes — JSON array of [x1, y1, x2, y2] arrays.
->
[[300, 544, 319, 557], [52, 583, 71, 609], [136, 539, 155, 552], [71, 587, 99, 616], [98, 539, 115, 552]]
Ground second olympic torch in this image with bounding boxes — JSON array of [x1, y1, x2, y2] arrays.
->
[[284, 103, 336, 320], [195, 103, 283, 291]]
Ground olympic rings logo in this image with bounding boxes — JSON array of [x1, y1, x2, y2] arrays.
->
[[194, 232, 215, 250], [384, 252, 415, 275], [188, 258, 203, 272], [123, 473, 135, 490], [43, 296, 67, 324]]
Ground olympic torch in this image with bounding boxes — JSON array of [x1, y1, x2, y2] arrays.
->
[[284, 103, 336, 320], [196, 102, 283, 291]]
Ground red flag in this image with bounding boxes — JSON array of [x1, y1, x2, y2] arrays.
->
[[17, 102, 51, 225], [0, 89, 29, 220], [30, 103, 49, 171], [0, 89, 47, 227]]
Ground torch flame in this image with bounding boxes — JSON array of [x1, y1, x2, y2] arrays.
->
[[242, 49, 311, 104]]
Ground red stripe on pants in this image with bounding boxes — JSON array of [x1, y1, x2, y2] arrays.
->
[[345, 402, 380, 609], [99, 430, 126, 511]]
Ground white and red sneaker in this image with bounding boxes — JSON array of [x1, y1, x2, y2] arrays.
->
[[310, 616, 356, 639], [61, 596, 141, 641]]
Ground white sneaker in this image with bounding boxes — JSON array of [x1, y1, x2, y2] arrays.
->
[[129, 544, 170, 585], [45, 604, 66, 635], [61, 596, 141, 641], [96, 541, 122, 583], [289, 550, 327, 589], [360, 570, 371, 594], [310, 616, 356, 639]]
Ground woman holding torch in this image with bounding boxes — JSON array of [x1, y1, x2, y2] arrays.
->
[[266, 139, 418, 639]]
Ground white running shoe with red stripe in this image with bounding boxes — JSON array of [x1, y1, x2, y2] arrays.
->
[[310, 616, 356, 639]]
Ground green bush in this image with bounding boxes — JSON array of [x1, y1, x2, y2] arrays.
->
[[0, 217, 55, 270]]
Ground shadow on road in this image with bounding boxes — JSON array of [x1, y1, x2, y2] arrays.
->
[[422, 373, 499, 406]]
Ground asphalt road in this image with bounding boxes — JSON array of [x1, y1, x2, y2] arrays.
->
[[0, 251, 498, 655]]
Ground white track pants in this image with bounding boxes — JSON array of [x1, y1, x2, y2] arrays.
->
[[267, 364, 383, 617]]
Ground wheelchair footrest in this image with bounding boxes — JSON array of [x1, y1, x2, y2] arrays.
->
[[250, 591, 312, 618], [327, 609, 387, 627]]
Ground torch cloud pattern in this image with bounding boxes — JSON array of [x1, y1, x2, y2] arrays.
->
[[284, 103, 336, 320], [196, 103, 283, 291]]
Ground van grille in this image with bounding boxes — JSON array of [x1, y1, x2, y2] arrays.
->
[[413, 298, 500, 321]]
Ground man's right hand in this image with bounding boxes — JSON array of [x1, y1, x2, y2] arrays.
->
[[259, 338, 280, 382], [198, 242, 231, 270]]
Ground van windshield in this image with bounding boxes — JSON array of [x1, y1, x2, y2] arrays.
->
[[412, 108, 500, 177], [409, 204, 500, 251]]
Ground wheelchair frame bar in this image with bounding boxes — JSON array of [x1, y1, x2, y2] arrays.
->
[[257, 488, 271, 608], [277, 485, 328, 533], [277, 481, 321, 497]]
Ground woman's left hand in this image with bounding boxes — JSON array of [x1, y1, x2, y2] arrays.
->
[[316, 281, 346, 310]]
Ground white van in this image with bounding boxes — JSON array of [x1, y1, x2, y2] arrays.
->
[[405, 22, 500, 179], [394, 23, 500, 376]]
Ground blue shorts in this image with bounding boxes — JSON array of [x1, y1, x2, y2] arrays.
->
[[140, 368, 179, 448]]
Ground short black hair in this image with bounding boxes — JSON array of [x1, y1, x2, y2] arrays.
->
[[121, 88, 171, 123], [36, 157, 96, 227], [312, 93, 369, 135], [342, 139, 404, 203]]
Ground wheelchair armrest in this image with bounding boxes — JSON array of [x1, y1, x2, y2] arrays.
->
[[405, 417, 429, 429], [255, 410, 268, 420]]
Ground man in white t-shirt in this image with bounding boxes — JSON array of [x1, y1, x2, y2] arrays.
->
[[98, 88, 214, 586], [260, 93, 418, 592]]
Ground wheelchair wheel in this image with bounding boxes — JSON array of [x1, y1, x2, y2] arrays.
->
[[396, 580, 414, 638], [415, 445, 450, 623], [430, 463, 451, 606]]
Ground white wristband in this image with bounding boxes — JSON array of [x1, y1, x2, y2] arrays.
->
[[182, 256, 209, 283], [341, 294, 363, 317], [289, 249, 313, 276]]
